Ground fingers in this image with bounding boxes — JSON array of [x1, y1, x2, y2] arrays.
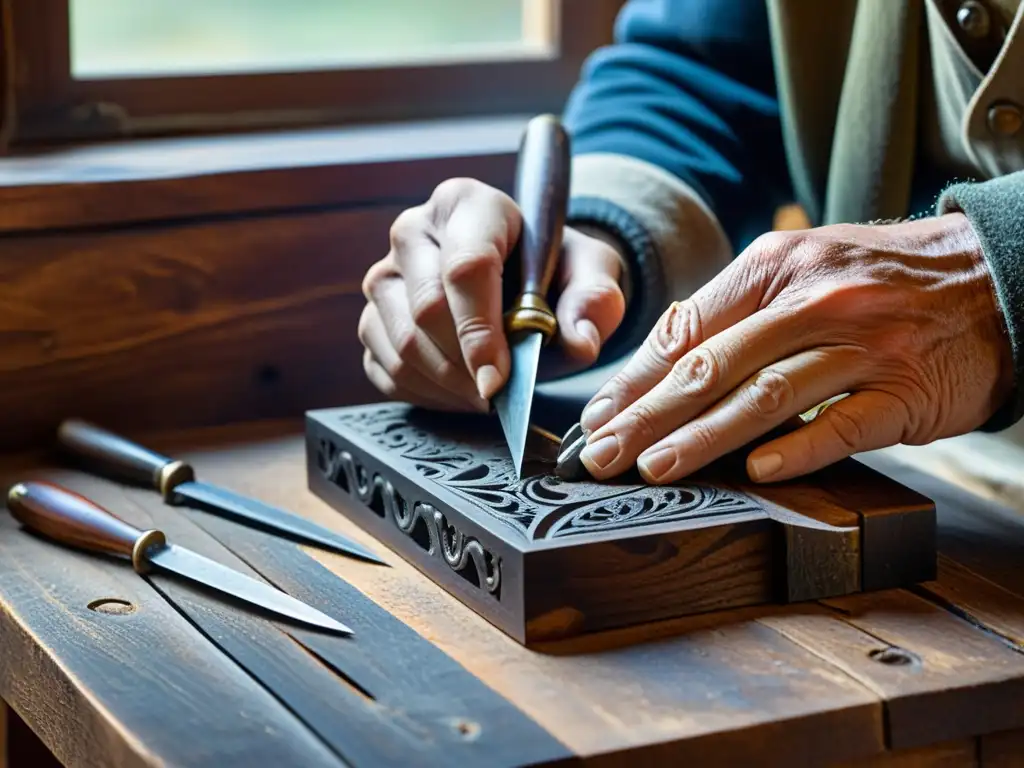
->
[[357, 294, 488, 411], [362, 350, 467, 412], [579, 252, 777, 434], [437, 184, 521, 399], [745, 390, 908, 482], [631, 346, 865, 483], [579, 305, 822, 479], [389, 205, 465, 370], [554, 228, 626, 363]]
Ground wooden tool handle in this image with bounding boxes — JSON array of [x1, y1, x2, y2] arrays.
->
[[57, 419, 194, 498], [7, 481, 166, 573], [506, 114, 571, 341]]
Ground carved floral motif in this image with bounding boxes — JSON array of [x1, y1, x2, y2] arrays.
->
[[325, 404, 762, 543]]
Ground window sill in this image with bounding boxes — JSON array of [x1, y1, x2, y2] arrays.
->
[[0, 114, 531, 233]]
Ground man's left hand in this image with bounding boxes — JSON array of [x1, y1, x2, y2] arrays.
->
[[576, 212, 1015, 484]]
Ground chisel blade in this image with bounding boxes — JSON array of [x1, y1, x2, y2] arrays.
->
[[494, 331, 544, 479], [172, 481, 386, 565], [150, 544, 353, 635]]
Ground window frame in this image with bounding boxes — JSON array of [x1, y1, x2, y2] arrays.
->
[[3, 0, 623, 146]]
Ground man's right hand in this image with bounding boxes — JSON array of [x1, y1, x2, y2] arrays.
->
[[359, 178, 627, 412]]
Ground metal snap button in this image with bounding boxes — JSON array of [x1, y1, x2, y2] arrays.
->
[[957, 0, 992, 38], [987, 101, 1023, 137]]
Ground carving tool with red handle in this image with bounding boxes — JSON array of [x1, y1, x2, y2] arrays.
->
[[493, 114, 571, 479], [6, 480, 352, 634]]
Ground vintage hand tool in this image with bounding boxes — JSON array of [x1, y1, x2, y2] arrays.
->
[[56, 419, 386, 565], [7, 480, 352, 634], [493, 114, 571, 479]]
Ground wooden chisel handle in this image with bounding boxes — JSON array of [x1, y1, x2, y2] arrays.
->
[[7, 481, 165, 573], [504, 114, 571, 343], [57, 419, 194, 499]]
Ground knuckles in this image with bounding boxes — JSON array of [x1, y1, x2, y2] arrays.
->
[[652, 300, 700, 360], [669, 347, 720, 398], [747, 369, 794, 417], [409, 278, 448, 327], [443, 245, 502, 285]]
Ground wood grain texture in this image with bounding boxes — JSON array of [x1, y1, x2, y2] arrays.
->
[[0, 206, 398, 452], [839, 739, 978, 767], [980, 728, 1024, 767], [0, 466, 570, 768], [5, 424, 1024, 766], [306, 403, 935, 643], [0, 118, 518, 233], [0, 477, 343, 767], [763, 588, 1024, 750]]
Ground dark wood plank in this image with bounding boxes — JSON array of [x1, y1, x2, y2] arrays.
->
[[0, 477, 342, 767], [762, 588, 1024, 751], [839, 739, 978, 767], [980, 727, 1024, 766], [0, 206, 398, 452], [13, 466, 571, 768], [307, 403, 935, 644], [185, 512, 573, 767], [0, 118, 518, 233]]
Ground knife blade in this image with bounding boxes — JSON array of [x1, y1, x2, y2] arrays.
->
[[55, 419, 386, 565], [493, 114, 571, 479], [6, 481, 352, 635]]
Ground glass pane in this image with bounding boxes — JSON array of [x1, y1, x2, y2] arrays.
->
[[70, 0, 540, 79]]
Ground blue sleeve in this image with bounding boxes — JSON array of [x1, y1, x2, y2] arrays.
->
[[562, 0, 793, 251]]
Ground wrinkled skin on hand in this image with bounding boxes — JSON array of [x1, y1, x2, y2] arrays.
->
[[359, 178, 626, 412], [577, 212, 1015, 484]]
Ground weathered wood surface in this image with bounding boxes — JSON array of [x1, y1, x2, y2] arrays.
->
[[0, 118, 519, 234], [0, 206, 403, 452], [306, 403, 935, 644], [2, 422, 1024, 765], [0, 458, 570, 768]]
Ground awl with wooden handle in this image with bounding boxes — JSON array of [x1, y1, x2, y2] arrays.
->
[[493, 114, 571, 479], [7, 481, 352, 635], [56, 419, 385, 565]]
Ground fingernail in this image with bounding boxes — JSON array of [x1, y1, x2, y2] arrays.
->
[[749, 452, 783, 481], [581, 398, 615, 432], [638, 447, 677, 481], [580, 434, 620, 471], [475, 365, 502, 400], [575, 319, 600, 354]]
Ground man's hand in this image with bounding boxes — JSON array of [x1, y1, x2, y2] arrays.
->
[[360, 178, 626, 412], [577, 212, 1014, 483]]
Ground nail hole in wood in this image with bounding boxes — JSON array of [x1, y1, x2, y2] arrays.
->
[[869, 647, 918, 667], [88, 598, 135, 615], [449, 717, 481, 741]]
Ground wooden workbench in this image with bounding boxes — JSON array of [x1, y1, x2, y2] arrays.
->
[[1, 420, 1024, 767]]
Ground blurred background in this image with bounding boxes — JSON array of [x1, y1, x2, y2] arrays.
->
[[71, 0, 530, 78]]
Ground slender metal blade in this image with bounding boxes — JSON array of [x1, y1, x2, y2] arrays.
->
[[493, 331, 543, 479], [173, 481, 386, 565], [149, 543, 352, 634]]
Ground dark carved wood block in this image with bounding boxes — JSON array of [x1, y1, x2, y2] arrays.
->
[[305, 403, 936, 645]]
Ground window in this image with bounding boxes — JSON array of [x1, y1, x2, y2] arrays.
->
[[4, 0, 624, 146]]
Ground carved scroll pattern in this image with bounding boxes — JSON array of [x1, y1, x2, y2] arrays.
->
[[316, 435, 501, 599], [326, 405, 763, 543]]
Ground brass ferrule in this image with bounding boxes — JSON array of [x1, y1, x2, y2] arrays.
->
[[131, 529, 167, 574], [157, 460, 195, 501], [505, 292, 557, 340]]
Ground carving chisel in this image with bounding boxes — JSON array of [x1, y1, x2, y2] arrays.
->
[[493, 114, 571, 479], [7, 481, 352, 634], [56, 419, 386, 565]]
